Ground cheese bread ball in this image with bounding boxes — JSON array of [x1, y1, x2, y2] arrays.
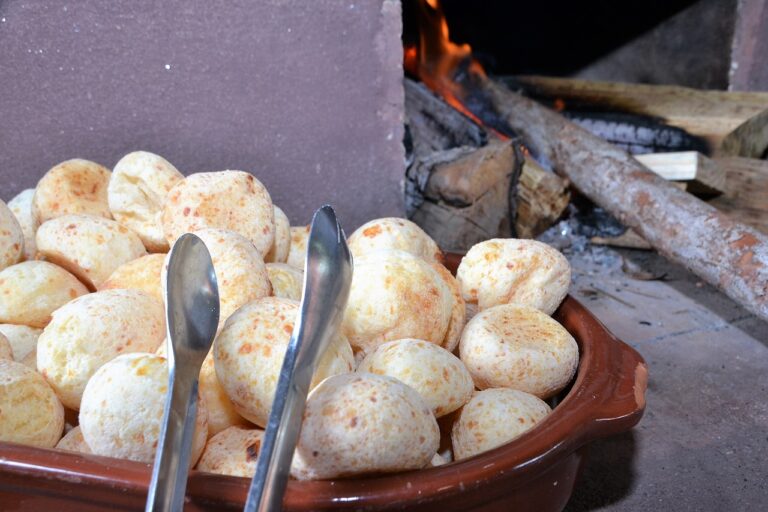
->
[[7, 189, 38, 260], [0, 333, 12, 360], [197, 426, 264, 477], [79, 353, 208, 464], [359, 339, 473, 417], [33, 159, 112, 223], [36, 214, 147, 289], [0, 199, 24, 271], [162, 171, 275, 255], [0, 261, 89, 327], [182, 229, 271, 323], [0, 325, 42, 368], [457, 239, 570, 315], [348, 217, 442, 264], [266, 263, 303, 301], [37, 289, 166, 409], [459, 304, 578, 398], [56, 425, 91, 454], [341, 250, 454, 356], [99, 253, 165, 304], [0, 359, 64, 448], [286, 226, 309, 269], [108, 151, 184, 252], [431, 262, 465, 352], [264, 206, 290, 263], [290, 373, 439, 480], [199, 352, 252, 437], [215, 297, 354, 427], [452, 388, 550, 460]]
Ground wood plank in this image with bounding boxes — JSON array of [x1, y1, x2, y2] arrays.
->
[[510, 75, 768, 158], [635, 151, 725, 196], [710, 157, 768, 234]]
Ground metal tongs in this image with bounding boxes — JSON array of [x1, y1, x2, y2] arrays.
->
[[244, 205, 353, 512], [146, 233, 220, 512]]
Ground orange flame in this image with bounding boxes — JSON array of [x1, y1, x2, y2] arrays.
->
[[410, 0, 488, 124]]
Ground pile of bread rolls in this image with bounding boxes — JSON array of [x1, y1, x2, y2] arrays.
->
[[0, 152, 578, 480]]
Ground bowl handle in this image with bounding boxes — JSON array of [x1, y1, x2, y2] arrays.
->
[[577, 330, 648, 443]]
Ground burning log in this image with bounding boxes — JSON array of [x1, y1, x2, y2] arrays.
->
[[405, 78, 570, 248], [404, 77, 521, 252], [477, 79, 768, 321]]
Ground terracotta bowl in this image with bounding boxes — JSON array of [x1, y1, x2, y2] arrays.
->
[[0, 255, 647, 511]]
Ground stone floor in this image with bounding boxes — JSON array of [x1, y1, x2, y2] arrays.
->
[[555, 242, 768, 511]]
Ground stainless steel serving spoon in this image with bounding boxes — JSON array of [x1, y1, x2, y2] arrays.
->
[[244, 204, 353, 512], [146, 233, 220, 512]]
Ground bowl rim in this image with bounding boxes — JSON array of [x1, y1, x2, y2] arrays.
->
[[0, 296, 647, 510]]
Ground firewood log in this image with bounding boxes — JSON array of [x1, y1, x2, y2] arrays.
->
[[404, 78, 569, 246]]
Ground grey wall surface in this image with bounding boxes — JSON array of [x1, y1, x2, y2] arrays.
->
[[0, 0, 404, 229]]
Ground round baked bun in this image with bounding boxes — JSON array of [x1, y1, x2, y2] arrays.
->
[[0, 325, 41, 366], [0, 359, 64, 448], [37, 289, 166, 409], [0, 332, 12, 360], [108, 151, 184, 252], [79, 353, 208, 464], [264, 206, 290, 263], [36, 214, 147, 289], [290, 373, 439, 480], [214, 297, 354, 427], [33, 159, 112, 223], [266, 263, 303, 301], [457, 238, 570, 315], [7, 189, 38, 260], [459, 303, 578, 398], [162, 171, 275, 255], [183, 229, 271, 323], [199, 352, 252, 437], [99, 253, 165, 304], [196, 426, 264, 477], [348, 217, 442, 264], [358, 339, 474, 417], [0, 261, 89, 328], [0, 199, 24, 271], [452, 388, 550, 460], [285, 226, 309, 269], [56, 425, 91, 454], [341, 250, 454, 356], [431, 262, 465, 353]]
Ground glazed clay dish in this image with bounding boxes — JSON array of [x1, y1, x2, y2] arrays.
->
[[0, 254, 647, 512]]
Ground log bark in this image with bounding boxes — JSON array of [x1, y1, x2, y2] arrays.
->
[[481, 78, 768, 322]]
